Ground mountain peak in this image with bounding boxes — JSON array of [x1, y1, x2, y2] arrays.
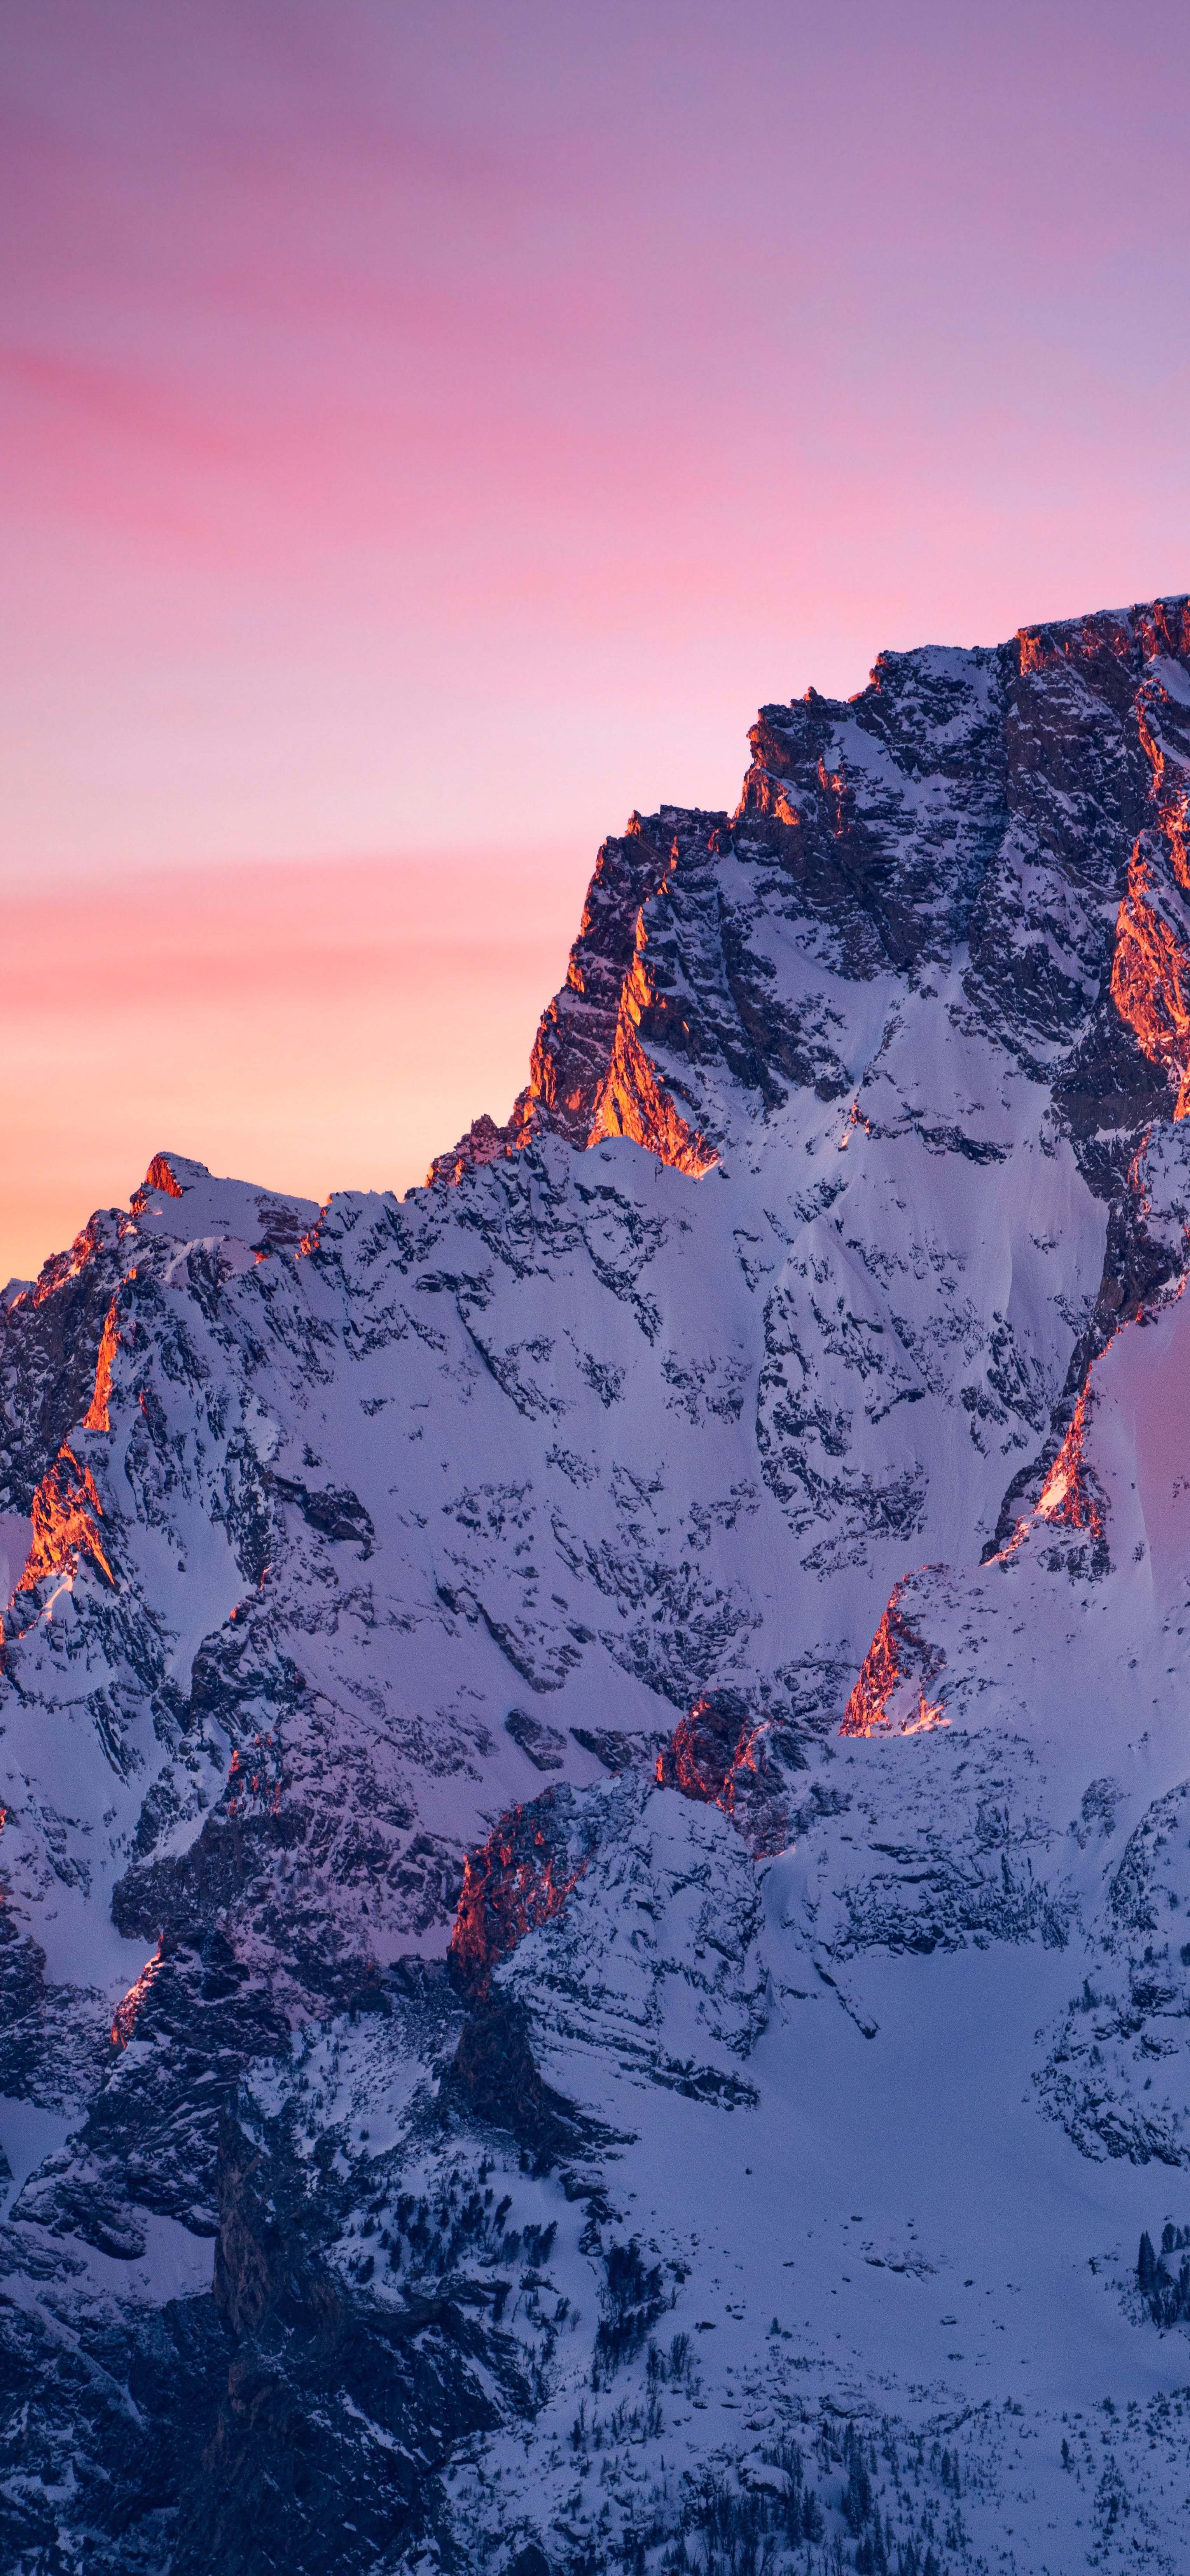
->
[[7, 596, 1190, 2574], [131, 1149, 194, 1205]]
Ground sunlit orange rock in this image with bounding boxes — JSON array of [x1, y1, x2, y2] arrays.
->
[[1016, 606, 1135, 682], [1136, 598, 1190, 665], [449, 1788, 589, 2001], [128, 1153, 185, 1214], [1035, 1387, 1106, 1549], [522, 861, 718, 1174], [1137, 696, 1190, 899], [839, 1582, 948, 1737], [588, 1002, 717, 1174], [111, 1940, 163, 2048], [29, 1210, 119, 1312], [19, 1444, 115, 1591], [1110, 849, 1190, 1117], [652, 1689, 794, 1854], [656, 1689, 751, 1802], [82, 1288, 130, 1434], [428, 811, 719, 1185]]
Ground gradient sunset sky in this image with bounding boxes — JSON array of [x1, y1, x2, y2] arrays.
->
[[4, 0, 1189, 1281]]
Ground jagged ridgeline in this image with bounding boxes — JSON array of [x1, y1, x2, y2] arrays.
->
[[6, 600, 1190, 2573]]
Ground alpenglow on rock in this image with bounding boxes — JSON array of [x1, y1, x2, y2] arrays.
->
[[7, 599, 1190, 2573]]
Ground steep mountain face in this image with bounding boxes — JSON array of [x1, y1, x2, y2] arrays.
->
[[5, 599, 1190, 2576]]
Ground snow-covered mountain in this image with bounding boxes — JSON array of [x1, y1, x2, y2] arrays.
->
[[5, 597, 1190, 2575]]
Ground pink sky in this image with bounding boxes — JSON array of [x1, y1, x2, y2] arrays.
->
[[3, 0, 1189, 1278]]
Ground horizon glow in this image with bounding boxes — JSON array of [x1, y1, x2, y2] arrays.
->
[[3, 0, 1189, 1277]]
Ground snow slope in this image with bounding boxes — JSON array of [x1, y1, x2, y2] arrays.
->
[[5, 600, 1190, 2574]]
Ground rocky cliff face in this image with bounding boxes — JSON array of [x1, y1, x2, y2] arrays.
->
[[7, 600, 1190, 2575]]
